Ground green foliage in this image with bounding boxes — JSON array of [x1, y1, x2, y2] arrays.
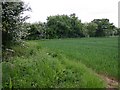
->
[[46, 13, 83, 39], [45, 14, 118, 39], [2, 4, 119, 45], [24, 22, 46, 40], [117, 28, 120, 35], [2, 1, 31, 49], [2, 39, 107, 88], [92, 19, 116, 37], [45, 16, 118, 39], [39, 37, 118, 79], [19, 14, 118, 40], [82, 22, 98, 37]]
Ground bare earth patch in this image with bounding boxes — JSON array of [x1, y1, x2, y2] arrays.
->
[[97, 74, 118, 88]]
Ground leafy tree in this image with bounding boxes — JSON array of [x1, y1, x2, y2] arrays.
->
[[69, 13, 83, 37], [20, 22, 31, 39], [46, 14, 83, 39], [2, 1, 31, 49], [82, 23, 89, 37], [87, 22, 98, 37], [92, 19, 116, 37], [46, 16, 58, 38], [116, 28, 120, 36], [82, 22, 98, 37], [25, 22, 46, 40]]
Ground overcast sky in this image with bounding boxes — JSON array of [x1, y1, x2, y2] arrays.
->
[[22, 0, 119, 27]]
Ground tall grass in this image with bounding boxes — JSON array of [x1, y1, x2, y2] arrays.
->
[[39, 37, 118, 79], [2, 39, 106, 88]]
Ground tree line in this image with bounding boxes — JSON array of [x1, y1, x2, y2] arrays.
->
[[23, 14, 119, 40], [2, 1, 120, 49]]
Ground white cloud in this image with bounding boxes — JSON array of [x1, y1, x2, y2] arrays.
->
[[22, 0, 119, 27]]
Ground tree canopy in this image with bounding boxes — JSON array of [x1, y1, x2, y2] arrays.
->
[[2, 1, 118, 46], [2, 1, 31, 49], [46, 14, 83, 39]]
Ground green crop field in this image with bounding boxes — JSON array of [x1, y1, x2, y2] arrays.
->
[[39, 37, 118, 79], [2, 37, 118, 88]]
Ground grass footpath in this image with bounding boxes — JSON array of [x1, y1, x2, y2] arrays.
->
[[2, 37, 118, 88]]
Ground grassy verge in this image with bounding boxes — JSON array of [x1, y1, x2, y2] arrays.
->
[[2, 41, 106, 88]]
